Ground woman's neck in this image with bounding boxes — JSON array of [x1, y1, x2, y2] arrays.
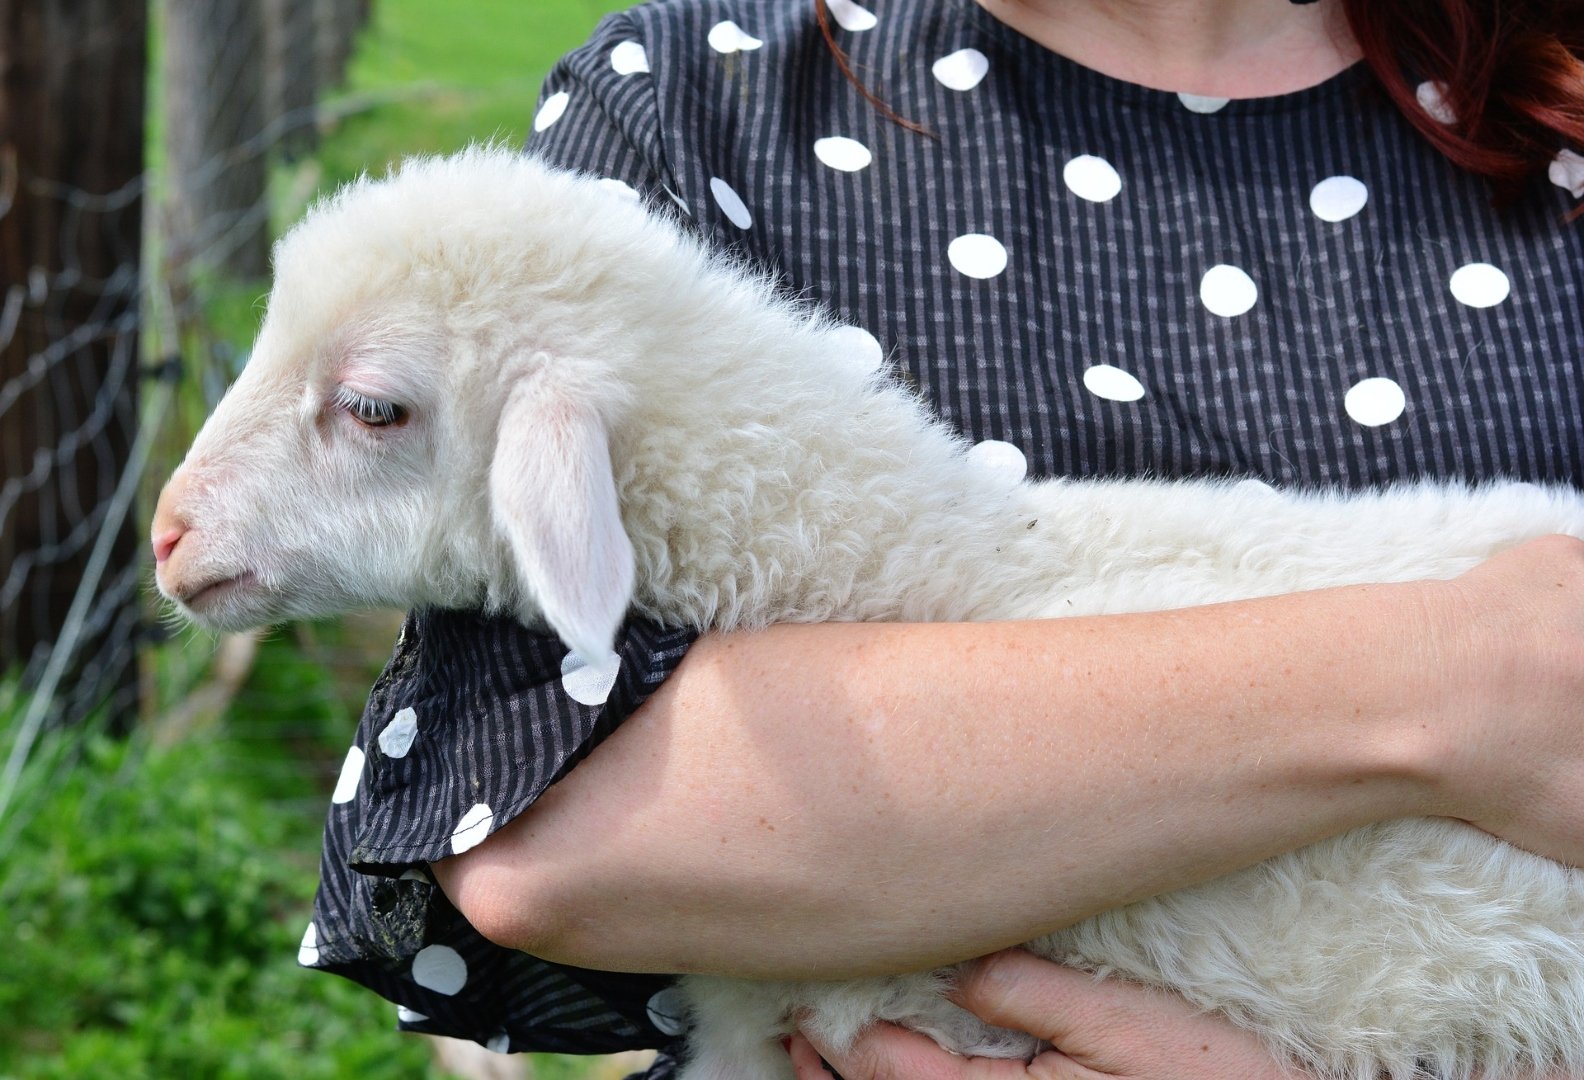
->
[[975, 0, 1361, 97]]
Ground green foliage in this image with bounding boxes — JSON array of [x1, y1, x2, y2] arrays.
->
[[0, 720, 434, 1079]]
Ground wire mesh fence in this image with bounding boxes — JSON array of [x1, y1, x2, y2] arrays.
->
[[3, 1, 153, 827], [0, 0, 370, 817], [1, 5, 658, 1073]]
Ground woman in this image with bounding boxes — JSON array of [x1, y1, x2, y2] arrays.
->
[[304, 1, 1584, 1077]]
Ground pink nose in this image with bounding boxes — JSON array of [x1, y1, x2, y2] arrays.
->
[[152, 526, 186, 564], [151, 470, 192, 565]]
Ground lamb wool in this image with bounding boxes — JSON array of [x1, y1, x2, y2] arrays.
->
[[154, 148, 1584, 1080]]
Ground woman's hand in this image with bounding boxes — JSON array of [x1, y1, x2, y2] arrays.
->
[[789, 951, 1304, 1080]]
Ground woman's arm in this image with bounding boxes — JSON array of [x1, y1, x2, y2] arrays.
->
[[433, 536, 1584, 980]]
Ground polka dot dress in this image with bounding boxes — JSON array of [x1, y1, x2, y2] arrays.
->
[[309, 1, 1583, 1074]]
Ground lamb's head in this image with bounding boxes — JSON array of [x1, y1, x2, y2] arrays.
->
[[151, 150, 660, 664]]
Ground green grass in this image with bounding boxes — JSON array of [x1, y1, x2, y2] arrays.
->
[[287, 0, 631, 215], [0, 704, 438, 1080]]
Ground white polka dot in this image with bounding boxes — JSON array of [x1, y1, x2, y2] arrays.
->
[[1199, 264, 1259, 317], [1082, 365, 1146, 403], [396, 1005, 429, 1023], [827, 325, 885, 373], [709, 177, 753, 229], [378, 707, 418, 759], [966, 440, 1028, 485], [932, 48, 989, 91], [596, 177, 642, 202], [486, 1034, 511, 1054], [297, 922, 319, 966], [1449, 262, 1510, 308], [1308, 176, 1368, 222], [331, 745, 364, 804], [1549, 149, 1584, 197], [647, 986, 690, 1036], [947, 233, 1007, 279], [1416, 81, 1456, 125], [1344, 377, 1406, 427], [561, 649, 621, 705], [814, 136, 872, 172], [1177, 92, 1229, 114], [533, 91, 569, 132], [411, 944, 468, 996], [451, 803, 495, 855], [707, 20, 763, 53], [610, 40, 649, 75], [1062, 155, 1122, 203], [826, 0, 878, 31]]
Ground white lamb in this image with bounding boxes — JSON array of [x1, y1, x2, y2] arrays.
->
[[152, 147, 1584, 1080]]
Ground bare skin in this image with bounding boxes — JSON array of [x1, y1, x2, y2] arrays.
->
[[976, 0, 1362, 98]]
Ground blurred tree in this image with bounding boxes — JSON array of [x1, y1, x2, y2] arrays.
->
[[266, 0, 321, 160], [317, 0, 372, 93], [0, 0, 147, 729], [162, 0, 271, 281], [161, 0, 372, 283]]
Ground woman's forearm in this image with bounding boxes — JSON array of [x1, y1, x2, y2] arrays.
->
[[436, 579, 1464, 978]]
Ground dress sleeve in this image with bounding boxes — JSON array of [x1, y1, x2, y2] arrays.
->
[[303, 610, 696, 1060], [301, 13, 698, 1070], [526, 10, 687, 216]]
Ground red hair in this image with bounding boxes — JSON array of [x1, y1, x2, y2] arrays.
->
[[814, 0, 935, 137], [816, 0, 1584, 206], [1345, 0, 1584, 205]]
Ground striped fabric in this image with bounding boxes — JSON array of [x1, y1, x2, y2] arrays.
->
[[307, 1, 1583, 1074], [309, 611, 691, 1061]]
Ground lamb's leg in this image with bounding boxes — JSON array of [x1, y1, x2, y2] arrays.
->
[[674, 976, 799, 1080]]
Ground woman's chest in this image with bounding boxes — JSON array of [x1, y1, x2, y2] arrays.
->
[[734, 78, 1584, 486]]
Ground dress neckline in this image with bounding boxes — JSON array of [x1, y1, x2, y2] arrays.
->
[[957, 0, 1371, 116]]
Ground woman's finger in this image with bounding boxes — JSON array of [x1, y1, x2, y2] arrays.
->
[[788, 1031, 835, 1078], [791, 1021, 1097, 1080], [949, 950, 1185, 1048], [949, 950, 1299, 1080]]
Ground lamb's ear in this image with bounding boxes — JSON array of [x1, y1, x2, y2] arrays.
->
[[489, 373, 634, 666]]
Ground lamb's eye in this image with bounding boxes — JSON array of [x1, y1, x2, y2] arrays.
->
[[333, 386, 408, 429]]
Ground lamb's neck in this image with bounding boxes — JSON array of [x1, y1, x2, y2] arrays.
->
[[614, 390, 1082, 632]]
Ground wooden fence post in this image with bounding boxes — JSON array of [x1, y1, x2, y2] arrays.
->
[[0, 0, 148, 727]]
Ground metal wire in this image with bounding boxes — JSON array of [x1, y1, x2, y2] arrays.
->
[[0, 0, 373, 807], [0, 373, 174, 825]]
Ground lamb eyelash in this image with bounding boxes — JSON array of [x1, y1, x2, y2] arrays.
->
[[332, 385, 406, 428]]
